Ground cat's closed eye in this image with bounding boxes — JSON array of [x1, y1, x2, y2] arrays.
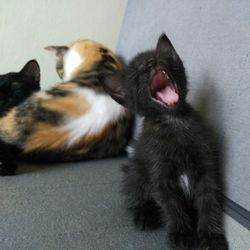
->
[[137, 58, 155, 71], [128, 59, 155, 80]]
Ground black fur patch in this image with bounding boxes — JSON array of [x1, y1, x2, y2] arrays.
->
[[34, 107, 64, 125], [99, 48, 108, 54], [46, 88, 71, 97], [0, 72, 40, 117], [0, 140, 17, 176]]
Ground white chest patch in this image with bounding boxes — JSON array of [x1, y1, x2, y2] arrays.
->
[[126, 144, 135, 158], [126, 115, 144, 159], [65, 88, 125, 146], [63, 48, 83, 82], [179, 174, 190, 195]]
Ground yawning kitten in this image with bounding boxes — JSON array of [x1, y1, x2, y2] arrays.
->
[[101, 34, 228, 250]]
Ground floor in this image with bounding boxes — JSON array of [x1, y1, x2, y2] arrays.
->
[[0, 158, 249, 250]]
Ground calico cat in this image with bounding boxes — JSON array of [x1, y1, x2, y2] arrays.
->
[[0, 40, 133, 176], [101, 34, 228, 249]]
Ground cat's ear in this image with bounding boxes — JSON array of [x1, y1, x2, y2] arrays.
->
[[100, 74, 125, 106], [19, 60, 40, 84], [44, 46, 68, 56], [156, 33, 180, 60]]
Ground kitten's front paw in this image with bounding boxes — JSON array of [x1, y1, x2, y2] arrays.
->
[[167, 230, 195, 249], [0, 160, 17, 176], [132, 199, 163, 230], [197, 233, 228, 250]]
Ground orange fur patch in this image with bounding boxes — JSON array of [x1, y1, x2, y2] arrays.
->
[[41, 94, 89, 117], [68, 40, 122, 78], [71, 42, 103, 78], [23, 123, 69, 152], [23, 121, 115, 154], [35, 91, 52, 100], [0, 109, 18, 140], [56, 82, 78, 90]]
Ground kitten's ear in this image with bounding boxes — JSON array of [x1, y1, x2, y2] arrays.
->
[[44, 46, 68, 56], [100, 74, 125, 105], [19, 60, 40, 84], [156, 33, 180, 60]]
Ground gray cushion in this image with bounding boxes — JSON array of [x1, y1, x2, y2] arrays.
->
[[0, 159, 166, 249], [1, 159, 248, 249], [117, 0, 250, 211]]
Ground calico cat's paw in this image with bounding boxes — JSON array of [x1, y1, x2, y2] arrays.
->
[[0, 160, 17, 176], [132, 199, 163, 230], [197, 233, 228, 250], [167, 230, 196, 249]]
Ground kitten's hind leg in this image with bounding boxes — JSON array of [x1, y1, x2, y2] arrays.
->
[[122, 162, 164, 230], [194, 175, 228, 250], [0, 140, 17, 176], [159, 186, 196, 249]]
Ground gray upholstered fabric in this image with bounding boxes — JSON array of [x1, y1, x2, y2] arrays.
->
[[0, 159, 165, 249], [117, 0, 250, 210], [0, 160, 249, 249]]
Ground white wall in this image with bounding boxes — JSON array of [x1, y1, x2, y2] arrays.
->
[[0, 0, 127, 88]]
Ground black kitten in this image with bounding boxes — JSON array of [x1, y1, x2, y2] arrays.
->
[[0, 60, 40, 175], [0, 60, 40, 116], [102, 34, 228, 250]]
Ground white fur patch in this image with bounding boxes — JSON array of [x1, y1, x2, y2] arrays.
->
[[63, 48, 83, 81], [126, 115, 144, 159], [126, 145, 135, 158], [134, 115, 144, 140], [65, 88, 125, 146], [179, 174, 190, 195]]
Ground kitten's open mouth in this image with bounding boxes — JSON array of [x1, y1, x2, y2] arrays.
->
[[150, 70, 179, 106]]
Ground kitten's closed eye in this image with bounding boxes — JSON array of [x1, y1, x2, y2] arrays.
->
[[129, 59, 155, 80], [141, 59, 155, 70]]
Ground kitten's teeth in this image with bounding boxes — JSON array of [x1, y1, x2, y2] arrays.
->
[[162, 70, 169, 79]]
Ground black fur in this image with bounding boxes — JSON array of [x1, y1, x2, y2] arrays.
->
[[0, 60, 40, 117], [102, 34, 228, 249], [0, 60, 40, 175], [46, 88, 71, 97], [0, 140, 18, 176]]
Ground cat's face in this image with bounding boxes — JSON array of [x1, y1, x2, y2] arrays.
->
[[0, 60, 40, 113], [102, 34, 188, 117]]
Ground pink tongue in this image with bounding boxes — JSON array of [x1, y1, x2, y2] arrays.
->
[[156, 85, 179, 105]]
